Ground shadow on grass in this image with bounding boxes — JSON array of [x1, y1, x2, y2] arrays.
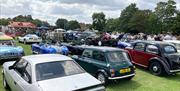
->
[[107, 79, 141, 90], [162, 73, 180, 82], [135, 65, 180, 82]]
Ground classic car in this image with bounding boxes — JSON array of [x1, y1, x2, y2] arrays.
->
[[164, 40, 180, 53], [126, 41, 180, 75], [0, 34, 24, 61], [18, 34, 42, 44], [72, 46, 135, 84], [61, 43, 88, 55], [31, 43, 69, 55], [2, 54, 105, 91]]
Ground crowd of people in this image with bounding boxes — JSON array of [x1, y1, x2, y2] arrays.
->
[[102, 32, 180, 41]]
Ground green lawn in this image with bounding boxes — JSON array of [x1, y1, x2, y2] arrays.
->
[[0, 43, 180, 91]]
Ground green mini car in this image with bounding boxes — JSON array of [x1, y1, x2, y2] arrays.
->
[[72, 46, 135, 84]]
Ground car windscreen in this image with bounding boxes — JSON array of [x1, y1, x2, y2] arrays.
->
[[0, 40, 15, 46], [107, 51, 131, 63], [36, 60, 85, 81], [163, 45, 177, 54]]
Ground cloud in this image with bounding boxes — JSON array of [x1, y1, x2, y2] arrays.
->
[[50, 5, 84, 15], [0, 0, 180, 25]]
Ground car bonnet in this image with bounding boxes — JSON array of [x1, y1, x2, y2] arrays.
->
[[0, 46, 22, 53], [37, 73, 102, 91]]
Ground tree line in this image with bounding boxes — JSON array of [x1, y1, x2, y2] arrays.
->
[[0, 15, 50, 27], [92, 0, 180, 34], [0, 0, 179, 34]]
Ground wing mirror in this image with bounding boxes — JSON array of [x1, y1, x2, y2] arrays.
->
[[9, 66, 14, 70]]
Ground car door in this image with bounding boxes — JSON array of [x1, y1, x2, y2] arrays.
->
[[16, 62, 33, 91], [78, 49, 93, 73], [144, 44, 160, 65], [7, 59, 27, 91], [132, 42, 147, 67], [9, 59, 32, 91], [90, 50, 107, 75]]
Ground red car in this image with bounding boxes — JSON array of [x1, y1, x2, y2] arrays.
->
[[126, 41, 180, 75]]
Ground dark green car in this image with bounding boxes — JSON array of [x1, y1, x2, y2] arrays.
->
[[72, 46, 135, 84]]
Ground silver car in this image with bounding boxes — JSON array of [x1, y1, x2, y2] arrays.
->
[[2, 54, 105, 91]]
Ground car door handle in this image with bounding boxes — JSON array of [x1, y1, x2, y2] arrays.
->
[[14, 81, 17, 85]]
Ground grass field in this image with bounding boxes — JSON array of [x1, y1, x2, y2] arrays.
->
[[0, 43, 180, 91]]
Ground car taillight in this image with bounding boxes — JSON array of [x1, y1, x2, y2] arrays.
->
[[110, 69, 115, 77]]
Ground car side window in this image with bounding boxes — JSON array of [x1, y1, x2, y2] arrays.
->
[[82, 49, 93, 58], [146, 45, 159, 54], [92, 51, 106, 62], [24, 63, 32, 83], [134, 43, 145, 51], [14, 59, 31, 83]]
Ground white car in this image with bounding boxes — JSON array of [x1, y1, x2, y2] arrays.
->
[[2, 54, 105, 91], [18, 34, 42, 44], [164, 40, 180, 52]]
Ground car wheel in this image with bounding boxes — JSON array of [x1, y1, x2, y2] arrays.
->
[[97, 73, 107, 84], [3, 74, 10, 89], [23, 39, 27, 44], [149, 61, 164, 76]]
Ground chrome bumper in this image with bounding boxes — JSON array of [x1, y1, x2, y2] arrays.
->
[[170, 69, 180, 73], [0, 55, 21, 60], [108, 73, 135, 80]]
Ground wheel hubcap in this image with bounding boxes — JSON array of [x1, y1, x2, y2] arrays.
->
[[98, 74, 105, 83], [153, 66, 158, 72]]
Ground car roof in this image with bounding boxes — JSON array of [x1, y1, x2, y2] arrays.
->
[[164, 40, 180, 44], [135, 40, 173, 45], [22, 54, 73, 65], [84, 46, 126, 52]]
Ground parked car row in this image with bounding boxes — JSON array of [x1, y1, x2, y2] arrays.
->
[[31, 43, 69, 55], [1, 32, 180, 91]]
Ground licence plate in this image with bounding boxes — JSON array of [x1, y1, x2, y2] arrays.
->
[[120, 68, 131, 73]]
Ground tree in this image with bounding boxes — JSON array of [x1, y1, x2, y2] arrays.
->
[[0, 18, 10, 26], [127, 10, 152, 33], [155, 0, 177, 32], [104, 18, 119, 32], [67, 20, 80, 30], [119, 3, 139, 32], [55, 18, 68, 29], [92, 12, 106, 32], [13, 15, 33, 22], [31, 19, 42, 27], [172, 11, 180, 34]]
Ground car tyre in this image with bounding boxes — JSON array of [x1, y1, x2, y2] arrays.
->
[[149, 61, 165, 76], [97, 73, 107, 84], [23, 39, 27, 44], [3, 74, 10, 89]]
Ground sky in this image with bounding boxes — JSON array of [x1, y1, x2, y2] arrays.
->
[[0, 0, 180, 25]]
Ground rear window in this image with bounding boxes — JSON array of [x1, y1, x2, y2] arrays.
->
[[163, 45, 177, 54], [36, 60, 85, 81], [107, 51, 131, 63]]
